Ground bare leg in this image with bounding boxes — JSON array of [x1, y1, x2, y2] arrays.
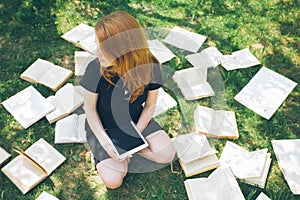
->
[[96, 157, 130, 189], [138, 130, 176, 163]]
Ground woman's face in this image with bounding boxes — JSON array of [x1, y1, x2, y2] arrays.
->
[[96, 45, 111, 68]]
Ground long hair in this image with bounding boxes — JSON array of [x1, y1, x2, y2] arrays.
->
[[95, 11, 159, 102]]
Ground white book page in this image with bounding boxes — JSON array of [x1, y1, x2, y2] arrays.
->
[[20, 58, 53, 82], [184, 178, 211, 200], [46, 96, 66, 123], [221, 55, 241, 70], [232, 48, 261, 69], [234, 67, 297, 119], [244, 154, 271, 188], [0, 146, 11, 164], [153, 88, 177, 117], [181, 154, 219, 176], [1, 155, 46, 194], [188, 82, 214, 100], [216, 110, 239, 138], [38, 64, 72, 90], [80, 33, 98, 55], [2, 86, 55, 129], [25, 138, 66, 174], [173, 132, 216, 163], [271, 139, 300, 169], [77, 114, 87, 142], [281, 168, 300, 195], [36, 191, 59, 200], [174, 67, 207, 86], [194, 105, 215, 133], [61, 24, 94, 44], [163, 26, 207, 53], [186, 46, 223, 68], [255, 192, 271, 200], [148, 39, 176, 63], [74, 51, 96, 76], [220, 141, 268, 179]]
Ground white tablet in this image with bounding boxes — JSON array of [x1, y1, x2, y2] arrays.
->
[[105, 121, 149, 160]]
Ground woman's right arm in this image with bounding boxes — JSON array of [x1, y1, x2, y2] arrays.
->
[[83, 89, 120, 161]]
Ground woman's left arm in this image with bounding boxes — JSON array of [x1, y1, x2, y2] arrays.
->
[[136, 89, 159, 132]]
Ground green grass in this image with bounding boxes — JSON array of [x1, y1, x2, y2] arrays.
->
[[0, 0, 299, 199]]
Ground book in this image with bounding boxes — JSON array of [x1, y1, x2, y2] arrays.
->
[[194, 105, 239, 139], [0, 146, 11, 165], [255, 192, 271, 200], [55, 113, 87, 143], [153, 88, 177, 118], [61, 24, 98, 55], [184, 167, 245, 200], [234, 66, 297, 119], [20, 58, 73, 91], [1, 138, 66, 194], [172, 132, 219, 177], [36, 191, 59, 200], [148, 39, 176, 63], [74, 51, 96, 76], [186, 46, 223, 68], [105, 121, 149, 160], [221, 48, 261, 70], [172, 67, 214, 100], [46, 83, 84, 124], [271, 139, 300, 195], [2, 86, 55, 129], [219, 141, 271, 188], [163, 26, 207, 53]]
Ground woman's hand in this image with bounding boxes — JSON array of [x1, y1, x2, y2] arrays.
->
[[103, 143, 129, 162]]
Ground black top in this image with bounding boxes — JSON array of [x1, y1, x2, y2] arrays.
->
[[80, 59, 163, 130]]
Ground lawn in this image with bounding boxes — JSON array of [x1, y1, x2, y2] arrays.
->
[[0, 0, 299, 199]]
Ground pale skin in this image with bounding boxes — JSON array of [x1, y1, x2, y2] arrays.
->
[[83, 88, 176, 189]]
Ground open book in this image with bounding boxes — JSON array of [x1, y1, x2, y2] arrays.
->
[[163, 26, 207, 53], [186, 46, 223, 68], [172, 67, 214, 100], [271, 139, 300, 195], [153, 88, 177, 118], [1, 138, 66, 194], [75, 51, 96, 76], [0, 146, 11, 165], [221, 48, 261, 70], [36, 191, 59, 200], [55, 114, 87, 143], [184, 167, 245, 200], [2, 86, 55, 129], [194, 105, 239, 139], [219, 141, 271, 188], [46, 83, 84, 124], [20, 58, 73, 91], [172, 132, 219, 177], [234, 66, 297, 119], [148, 39, 176, 64], [61, 24, 97, 55]]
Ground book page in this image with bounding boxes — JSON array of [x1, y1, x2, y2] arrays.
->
[[219, 141, 268, 179], [38, 63, 72, 91], [1, 155, 47, 194], [163, 26, 207, 53], [255, 192, 271, 200], [194, 105, 215, 134], [186, 46, 223, 68], [36, 191, 59, 200], [61, 24, 94, 44], [0, 146, 11, 164], [25, 138, 66, 174], [180, 154, 219, 176], [79, 33, 98, 55], [75, 51, 96, 76], [182, 82, 214, 100], [20, 58, 54, 82], [234, 67, 297, 119], [55, 114, 87, 143], [173, 132, 216, 163], [215, 110, 239, 138], [153, 88, 177, 118], [2, 86, 55, 129], [148, 39, 176, 64], [184, 178, 211, 200], [281, 168, 300, 195]]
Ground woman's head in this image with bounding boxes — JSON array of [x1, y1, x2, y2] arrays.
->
[[95, 11, 159, 102]]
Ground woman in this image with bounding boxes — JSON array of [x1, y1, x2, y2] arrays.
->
[[80, 11, 176, 189]]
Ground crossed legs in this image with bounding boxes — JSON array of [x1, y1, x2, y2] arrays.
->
[[96, 130, 176, 189]]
